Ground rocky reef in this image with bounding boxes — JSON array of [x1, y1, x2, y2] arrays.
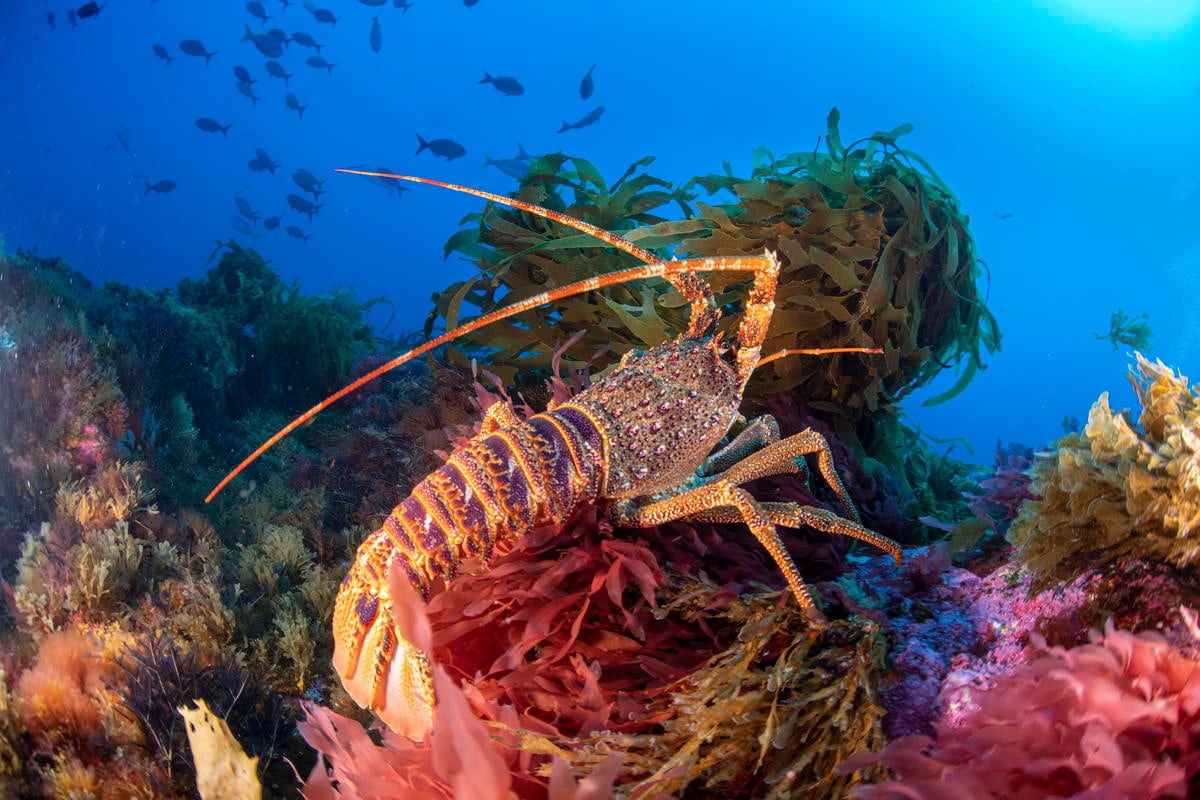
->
[[1, 112, 1196, 800]]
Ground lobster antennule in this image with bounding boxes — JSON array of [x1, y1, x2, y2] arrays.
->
[[335, 169, 660, 266], [205, 255, 771, 503]]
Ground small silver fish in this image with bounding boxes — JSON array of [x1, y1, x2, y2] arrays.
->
[[557, 105, 604, 133], [246, 1, 272, 25], [180, 39, 218, 66], [229, 215, 256, 237], [264, 60, 293, 86], [292, 168, 325, 198], [478, 72, 523, 96], [306, 56, 337, 75], [235, 197, 260, 223], [291, 32, 324, 53], [286, 225, 311, 245], [415, 134, 466, 161], [286, 194, 322, 220], [285, 93, 309, 119], [482, 143, 530, 180], [243, 26, 284, 58], [579, 63, 596, 100], [195, 117, 232, 137], [369, 15, 382, 53], [236, 80, 261, 105]]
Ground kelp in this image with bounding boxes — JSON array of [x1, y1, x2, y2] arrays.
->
[[429, 109, 998, 439], [1008, 353, 1200, 592]]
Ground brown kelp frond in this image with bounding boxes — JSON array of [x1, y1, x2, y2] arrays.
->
[[430, 110, 998, 436], [1008, 353, 1200, 592]]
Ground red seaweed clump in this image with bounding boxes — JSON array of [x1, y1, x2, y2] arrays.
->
[[840, 621, 1200, 799], [300, 500, 891, 798]]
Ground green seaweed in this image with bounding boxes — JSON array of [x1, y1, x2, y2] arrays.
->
[[427, 110, 999, 445], [1094, 308, 1152, 351]]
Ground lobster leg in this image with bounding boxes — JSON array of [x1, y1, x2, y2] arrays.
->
[[703, 429, 860, 523], [676, 503, 902, 565], [612, 482, 821, 612], [611, 428, 903, 614], [699, 415, 781, 477]]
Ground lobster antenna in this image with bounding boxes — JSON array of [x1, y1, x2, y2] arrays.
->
[[757, 346, 882, 368], [206, 254, 773, 502], [336, 170, 661, 266]]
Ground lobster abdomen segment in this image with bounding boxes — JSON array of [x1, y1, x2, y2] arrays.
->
[[331, 404, 606, 737]]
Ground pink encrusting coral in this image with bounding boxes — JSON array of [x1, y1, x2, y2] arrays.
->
[[839, 621, 1200, 799]]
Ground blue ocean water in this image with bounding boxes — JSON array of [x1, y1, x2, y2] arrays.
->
[[0, 0, 1196, 462]]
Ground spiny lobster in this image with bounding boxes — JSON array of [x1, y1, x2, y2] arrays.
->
[[207, 172, 903, 739]]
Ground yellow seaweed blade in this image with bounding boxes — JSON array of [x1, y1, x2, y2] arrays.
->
[[179, 699, 261, 800]]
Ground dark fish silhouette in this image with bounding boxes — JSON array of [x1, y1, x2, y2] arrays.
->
[[369, 15, 382, 53], [279, 0, 294, 7], [394, 0, 414, 10], [482, 144, 530, 180], [415, 134, 466, 161], [267, 28, 290, 47], [77, 2, 104, 20], [292, 168, 325, 198], [557, 106, 604, 133], [306, 56, 337, 74], [195, 118, 232, 137], [236, 80, 261, 106], [264, 60, 293, 85], [264, 216, 281, 231], [248, 147, 280, 173], [286, 225, 311, 245], [478, 72, 523, 96], [144, 179, 176, 195], [235, 197, 260, 224], [358, 0, 387, 5], [180, 39, 218, 66], [285, 93, 309, 119], [246, 1, 271, 25], [115, 124, 130, 154], [46, 12, 56, 30], [579, 63, 596, 100], [152, 44, 174, 66], [291, 32, 324, 53], [68, 9, 77, 27], [286, 194, 322, 220], [308, 5, 338, 25], [243, 26, 284, 58], [233, 65, 256, 85], [464, 0, 479, 7]]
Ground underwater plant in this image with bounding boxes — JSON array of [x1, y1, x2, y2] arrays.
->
[[299, 506, 889, 798], [1095, 308, 1153, 351], [427, 109, 998, 445], [1007, 353, 1200, 592], [840, 621, 1200, 799]]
